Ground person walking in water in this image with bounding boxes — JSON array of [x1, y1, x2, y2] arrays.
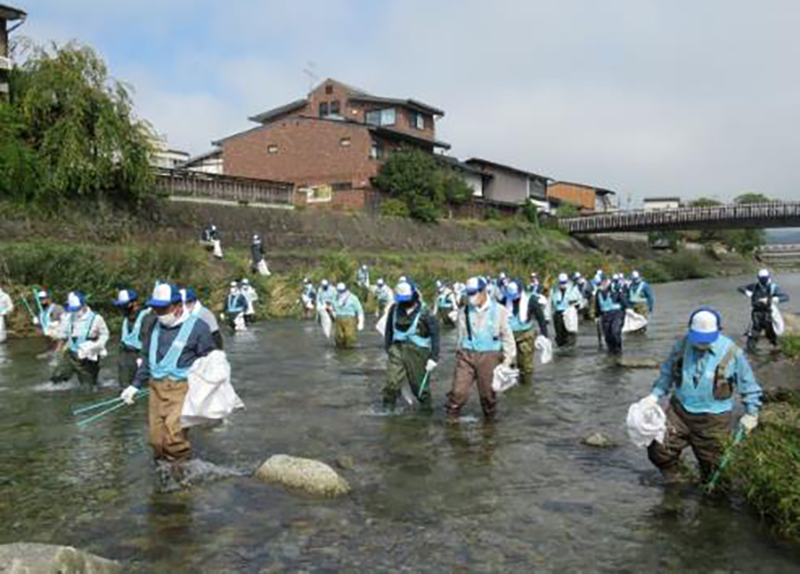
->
[[300, 278, 317, 320], [114, 289, 153, 388], [33, 289, 65, 343], [738, 269, 790, 352], [637, 308, 762, 484], [120, 284, 216, 465], [627, 270, 654, 318], [51, 291, 110, 387], [433, 281, 459, 328], [226, 282, 248, 331], [596, 275, 628, 355], [446, 277, 516, 422], [332, 283, 364, 349], [499, 280, 547, 385], [549, 273, 581, 348], [0, 285, 14, 343]]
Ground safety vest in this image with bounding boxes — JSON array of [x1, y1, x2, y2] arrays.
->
[[437, 292, 454, 310], [598, 291, 623, 313], [392, 305, 431, 349], [149, 315, 199, 381], [551, 287, 574, 313], [671, 336, 740, 413], [67, 311, 97, 354], [39, 306, 54, 332], [121, 309, 150, 351], [629, 282, 647, 303], [751, 283, 777, 310], [227, 293, 245, 313], [461, 300, 502, 352], [334, 293, 361, 317], [508, 294, 532, 333]]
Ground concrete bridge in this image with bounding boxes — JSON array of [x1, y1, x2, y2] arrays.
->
[[560, 201, 800, 234]]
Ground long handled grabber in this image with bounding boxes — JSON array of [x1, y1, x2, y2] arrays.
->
[[19, 295, 37, 324], [73, 389, 150, 428], [706, 426, 746, 493], [417, 371, 431, 401]]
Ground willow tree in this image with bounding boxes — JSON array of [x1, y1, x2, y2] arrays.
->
[[1, 41, 154, 208]]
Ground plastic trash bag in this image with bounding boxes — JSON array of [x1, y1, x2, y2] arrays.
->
[[626, 397, 667, 448], [492, 364, 520, 393], [181, 350, 245, 428], [535, 335, 553, 364], [319, 308, 333, 339], [375, 310, 389, 337], [563, 305, 579, 333], [0, 316, 6, 343], [623, 309, 648, 333], [233, 313, 247, 331], [77, 340, 107, 362], [257, 259, 270, 276], [212, 239, 223, 258], [772, 303, 785, 336]]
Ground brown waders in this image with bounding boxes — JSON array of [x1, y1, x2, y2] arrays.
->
[[633, 302, 650, 317], [51, 350, 100, 387], [148, 379, 191, 462], [647, 399, 731, 482], [384, 344, 431, 409], [118, 346, 139, 388], [513, 330, 535, 385], [335, 316, 358, 349], [446, 350, 502, 420]]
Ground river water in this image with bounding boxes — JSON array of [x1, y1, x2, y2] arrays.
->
[[1, 274, 799, 573]]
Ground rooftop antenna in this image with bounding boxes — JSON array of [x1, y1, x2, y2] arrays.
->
[[303, 61, 319, 93]]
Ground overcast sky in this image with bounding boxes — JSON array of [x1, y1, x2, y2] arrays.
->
[[19, 0, 800, 205]]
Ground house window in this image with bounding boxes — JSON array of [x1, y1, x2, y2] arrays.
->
[[370, 141, 385, 160], [365, 108, 396, 127], [331, 182, 351, 191], [339, 137, 351, 148], [267, 144, 278, 155], [330, 100, 340, 116], [319, 102, 329, 117], [325, 84, 333, 95], [410, 112, 426, 130]]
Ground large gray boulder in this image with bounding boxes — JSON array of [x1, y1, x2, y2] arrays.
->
[[0, 543, 120, 573], [255, 455, 351, 497]]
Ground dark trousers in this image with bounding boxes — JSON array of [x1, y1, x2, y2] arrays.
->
[[601, 310, 625, 355], [446, 350, 502, 420], [749, 309, 777, 348], [51, 351, 100, 386], [553, 311, 576, 348], [118, 346, 139, 388], [647, 399, 731, 482], [384, 344, 430, 409]]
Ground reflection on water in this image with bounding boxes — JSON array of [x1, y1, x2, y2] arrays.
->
[[0, 274, 799, 572]]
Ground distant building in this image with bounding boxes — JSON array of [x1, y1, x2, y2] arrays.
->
[[149, 135, 189, 169], [464, 158, 549, 212], [643, 197, 681, 211], [0, 3, 26, 99], [182, 149, 223, 175], [439, 155, 486, 198], [547, 181, 617, 213], [213, 78, 449, 210]]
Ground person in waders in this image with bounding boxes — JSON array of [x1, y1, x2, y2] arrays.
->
[[596, 276, 628, 355], [446, 277, 516, 422], [627, 270, 654, 318], [499, 280, 548, 385], [549, 273, 581, 348], [114, 289, 153, 388], [638, 308, 762, 484], [737, 269, 790, 352], [51, 291, 110, 387], [332, 283, 364, 349], [382, 281, 440, 411], [433, 281, 459, 328], [120, 284, 215, 466]]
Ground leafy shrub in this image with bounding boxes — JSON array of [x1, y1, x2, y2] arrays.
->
[[380, 198, 410, 218], [659, 250, 710, 281]]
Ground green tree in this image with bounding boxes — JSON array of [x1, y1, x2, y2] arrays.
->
[[735, 192, 770, 204], [373, 149, 474, 222], [1, 41, 154, 208], [690, 197, 722, 207]]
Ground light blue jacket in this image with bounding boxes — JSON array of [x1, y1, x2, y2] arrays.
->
[[333, 292, 364, 319], [628, 280, 654, 312], [652, 335, 762, 415], [549, 285, 580, 313]]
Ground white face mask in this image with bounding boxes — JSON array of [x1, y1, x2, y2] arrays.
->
[[158, 309, 181, 328], [468, 294, 482, 307]]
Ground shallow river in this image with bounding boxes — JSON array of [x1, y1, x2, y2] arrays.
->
[[1, 274, 799, 573]]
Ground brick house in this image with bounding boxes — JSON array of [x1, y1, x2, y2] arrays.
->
[[214, 78, 450, 210], [547, 181, 617, 213], [0, 3, 26, 99]]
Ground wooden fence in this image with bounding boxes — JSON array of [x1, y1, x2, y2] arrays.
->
[[155, 168, 294, 207]]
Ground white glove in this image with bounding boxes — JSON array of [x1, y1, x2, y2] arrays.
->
[[639, 394, 660, 409], [425, 359, 438, 372], [739, 413, 758, 434], [136, 357, 143, 368], [120, 385, 138, 405], [772, 297, 780, 305], [357, 317, 365, 331], [33, 317, 40, 326]]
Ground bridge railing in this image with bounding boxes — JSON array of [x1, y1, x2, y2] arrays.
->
[[154, 168, 295, 207], [560, 201, 800, 234]]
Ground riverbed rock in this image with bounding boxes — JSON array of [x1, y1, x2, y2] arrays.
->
[[614, 357, 661, 369], [582, 432, 616, 448], [335, 454, 356, 470], [255, 455, 351, 497], [0, 543, 121, 573]]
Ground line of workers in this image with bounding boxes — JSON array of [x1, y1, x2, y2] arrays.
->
[[0, 267, 788, 487]]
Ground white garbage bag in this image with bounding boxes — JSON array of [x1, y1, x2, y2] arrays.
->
[[212, 239, 223, 258], [319, 308, 333, 339], [772, 303, 785, 336], [563, 306, 579, 334], [233, 313, 247, 331], [0, 316, 6, 343], [257, 259, 270, 276], [77, 340, 108, 362], [447, 310, 458, 324], [181, 350, 245, 428], [622, 309, 648, 333], [626, 397, 667, 448], [534, 335, 553, 364], [492, 364, 520, 393], [375, 310, 389, 337]]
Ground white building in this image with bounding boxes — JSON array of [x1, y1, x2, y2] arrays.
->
[[182, 149, 224, 175], [643, 197, 681, 211], [149, 134, 189, 169]]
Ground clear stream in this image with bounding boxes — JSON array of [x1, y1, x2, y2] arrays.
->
[[1, 274, 799, 573]]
